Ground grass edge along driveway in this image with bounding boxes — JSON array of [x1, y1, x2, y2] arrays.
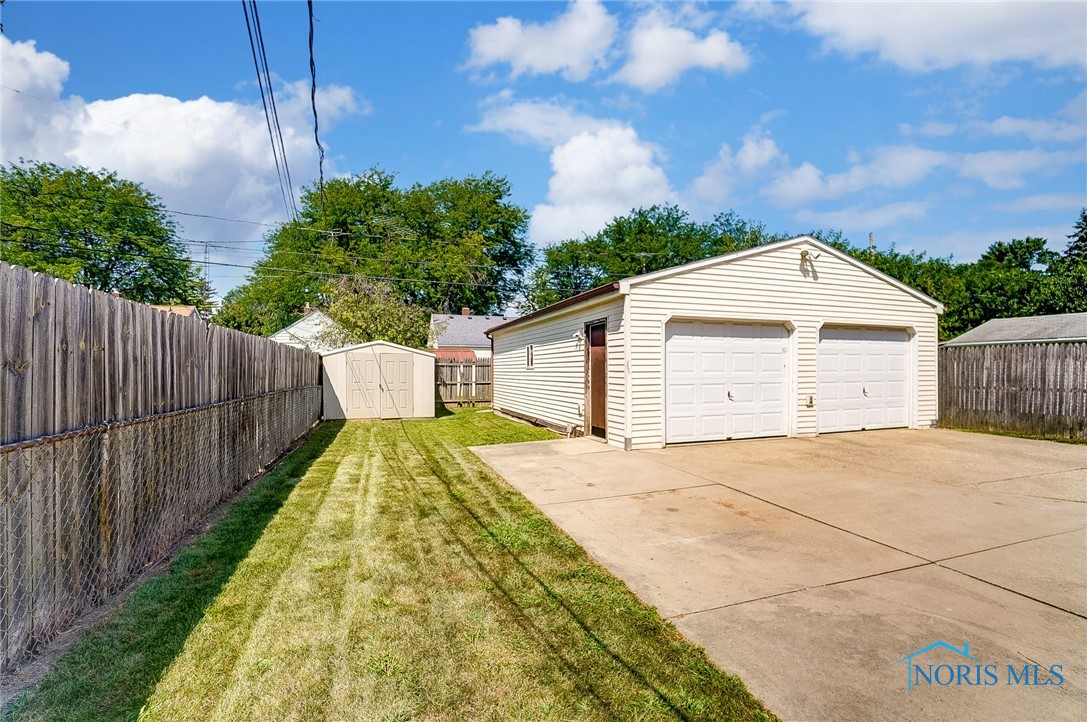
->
[[8, 409, 775, 722]]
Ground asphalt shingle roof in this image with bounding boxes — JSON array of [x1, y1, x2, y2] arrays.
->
[[430, 313, 516, 348], [943, 312, 1087, 346]]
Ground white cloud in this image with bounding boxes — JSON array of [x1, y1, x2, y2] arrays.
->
[[530, 126, 677, 244], [898, 121, 957, 138], [1, 35, 365, 291], [793, 1, 1087, 71], [465, 0, 617, 82], [796, 201, 929, 231], [975, 116, 1085, 144], [691, 127, 784, 203], [762, 146, 949, 206], [469, 92, 618, 147], [611, 6, 749, 92], [958, 149, 1083, 189], [1003, 193, 1087, 213]]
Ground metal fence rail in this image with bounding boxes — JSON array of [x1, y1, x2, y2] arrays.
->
[[436, 359, 492, 405], [939, 342, 1087, 439], [0, 263, 323, 674]]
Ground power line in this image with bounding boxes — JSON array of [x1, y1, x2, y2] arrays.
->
[[241, 0, 296, 220], [307, 0, 326, 219], [1, 85, 180, 144], [1, 222, 584, 292]]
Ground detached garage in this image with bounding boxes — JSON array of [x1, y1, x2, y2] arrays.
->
[[488, 236, 943, 450], [322, 341, 435, 420]]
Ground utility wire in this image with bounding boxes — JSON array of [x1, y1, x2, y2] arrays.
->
[[250, 0, 297, 218], [241, 0, 295, 220], [0, 222, 588, 292], [307, 0, 326, 219]]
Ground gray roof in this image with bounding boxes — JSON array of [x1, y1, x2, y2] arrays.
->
[[430, 313, 516, 348], [944, 312, 1087, 346]]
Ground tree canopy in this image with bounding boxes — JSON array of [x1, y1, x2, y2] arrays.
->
[[0, 160, 208, 305], [215, 169, 532, 336], [527, 204, 1087, 340]]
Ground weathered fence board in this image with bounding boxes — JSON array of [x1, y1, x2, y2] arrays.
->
[[939, 342, 1087, 439], [0, 262, 322, 674], [436, 359, 492, 405]]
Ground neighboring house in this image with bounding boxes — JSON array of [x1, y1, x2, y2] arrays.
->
[[269, 307, 344, 353], [150, 304, 199, 318], [939, 312, 1087, 439], [429, 309, 516, 361], [942, 312, 1087, 346], [487, 235, 944, 450]]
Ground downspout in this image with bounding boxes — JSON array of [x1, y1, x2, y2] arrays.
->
[[620, 281, 633, 451]]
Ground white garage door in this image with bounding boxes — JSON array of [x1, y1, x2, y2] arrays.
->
[[666, 320, 790, 443], [818, 327, 909, 433]]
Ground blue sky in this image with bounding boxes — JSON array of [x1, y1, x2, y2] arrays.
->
[[3, 1, 1085, 295]]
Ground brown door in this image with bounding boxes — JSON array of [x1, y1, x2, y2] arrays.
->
[[588, 322, 607, 438]]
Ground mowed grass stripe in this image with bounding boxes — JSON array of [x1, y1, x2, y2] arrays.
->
[[9, 410, 776, 722]]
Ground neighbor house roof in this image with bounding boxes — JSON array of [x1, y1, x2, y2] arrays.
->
[[943, 312, 1087, 346], [269, 309, 343, 353], [430, 313, 516, 349], [150, 304, 198, 317], [487, 235, 945, 337]]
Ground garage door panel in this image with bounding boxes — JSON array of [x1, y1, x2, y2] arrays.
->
[[670, 384, 696, 406], [666, 321, 790, 443], [670, 351, 696, 374], [818, 327, 909, 433], [702, 352, 726, 373], [731, 352, 756, 373]]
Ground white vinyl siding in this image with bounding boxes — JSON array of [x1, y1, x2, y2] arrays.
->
[[626, 239, 939, 448], [491, 296, 627, 448]]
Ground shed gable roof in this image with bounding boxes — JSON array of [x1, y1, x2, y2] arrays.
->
[[321, 340, 435, 358], [944, 312, 1087, 346]]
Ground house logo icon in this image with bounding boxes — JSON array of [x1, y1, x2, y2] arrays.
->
[[895, 641, 976, 690]]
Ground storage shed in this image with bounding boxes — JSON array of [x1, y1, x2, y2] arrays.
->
[[487, 236, 944, 450], [322, 342, 435, 420]]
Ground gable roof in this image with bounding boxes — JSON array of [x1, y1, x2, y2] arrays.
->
[[488, 235, 944, 336], [269, 310, 342, 353], [622, 235, 944, 312], [321, 340, 434, 358], [944, 312, 1087, 346], [150, 304, 198, 317], [430, 313, 516, 348]]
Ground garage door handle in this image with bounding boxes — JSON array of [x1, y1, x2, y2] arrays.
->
[[862, 388, 869, 397], [727, 390, 734, 401]]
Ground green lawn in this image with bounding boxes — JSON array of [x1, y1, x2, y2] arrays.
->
[[8, 409, 774, 722]]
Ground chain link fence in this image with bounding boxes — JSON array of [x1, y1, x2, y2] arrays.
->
[[1, 386, 321, 675]]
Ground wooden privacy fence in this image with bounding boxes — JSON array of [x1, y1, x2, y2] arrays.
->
[[436, 359, 492, 405], [939, 342, 1087, 439], [0, 262, 322, 674]]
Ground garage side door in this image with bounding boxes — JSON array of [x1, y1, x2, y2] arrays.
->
[[666, 320, 789, 443], [818, 327, 909, 433]]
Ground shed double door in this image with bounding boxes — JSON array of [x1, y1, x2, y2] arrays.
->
[[347, 351, 413, 419], [666, 320, 790, 443]]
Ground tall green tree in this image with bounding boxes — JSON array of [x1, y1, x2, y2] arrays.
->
[[318, 279, 432, 349], [524, 206, 781, 310], [0, 160, 207, 304], [215, 169, 532, 336]]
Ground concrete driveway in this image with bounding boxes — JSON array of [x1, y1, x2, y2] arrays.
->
[[472, 429, 1087, 721]]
